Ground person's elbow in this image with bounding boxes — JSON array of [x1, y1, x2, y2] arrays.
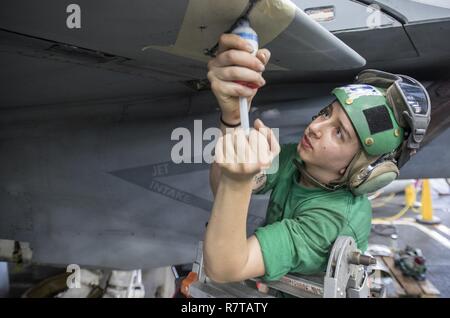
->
[[203, 260, 242, 283], [204, 266, 228, 283]]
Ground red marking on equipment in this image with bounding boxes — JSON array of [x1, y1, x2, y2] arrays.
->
[[181, 272, 198, 298]]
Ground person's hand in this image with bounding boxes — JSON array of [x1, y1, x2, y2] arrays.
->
[[214, 120, 280, 182], [207, 34, 271, 124]]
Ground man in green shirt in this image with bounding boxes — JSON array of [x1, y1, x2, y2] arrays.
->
[[204, 34, 431, 283]]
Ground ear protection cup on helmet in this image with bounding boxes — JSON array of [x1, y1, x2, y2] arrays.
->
[[349, 160, 399, 196]]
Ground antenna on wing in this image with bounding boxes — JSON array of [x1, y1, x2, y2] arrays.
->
[[231, 18, 259, 136]]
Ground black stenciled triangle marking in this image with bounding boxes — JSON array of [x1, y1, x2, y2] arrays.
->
[[110, 159, 212, 212], [110, 129, 293, 214]]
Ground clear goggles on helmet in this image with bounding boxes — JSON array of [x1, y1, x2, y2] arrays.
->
[[354, 69, 431, 167]]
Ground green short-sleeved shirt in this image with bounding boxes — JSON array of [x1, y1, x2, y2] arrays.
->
[[254, 143, 372, 281]]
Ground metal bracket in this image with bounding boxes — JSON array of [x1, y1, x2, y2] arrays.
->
[[183, 236, 376, 298]]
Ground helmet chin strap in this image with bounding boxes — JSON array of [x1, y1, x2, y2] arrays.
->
[[292, 158, 345, 191], [293, 148, 384, 194]]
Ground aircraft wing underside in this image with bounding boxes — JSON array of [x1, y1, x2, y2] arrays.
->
[[1, 0, 449, 269]]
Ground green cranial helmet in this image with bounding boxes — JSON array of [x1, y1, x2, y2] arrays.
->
[[332, 84, 404, 156], [296, 70, 430, 195], [328, 83, 406, 195]]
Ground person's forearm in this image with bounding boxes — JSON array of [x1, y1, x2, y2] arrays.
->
[[204, 175, 253, 282]]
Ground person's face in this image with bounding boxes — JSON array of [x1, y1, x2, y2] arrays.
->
[[298, 100, 360, 178]]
